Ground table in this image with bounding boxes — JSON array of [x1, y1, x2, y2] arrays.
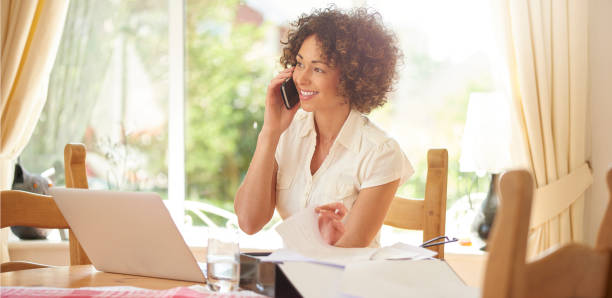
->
[[1, 256, 486, 289], [1, 265, 203, 289]]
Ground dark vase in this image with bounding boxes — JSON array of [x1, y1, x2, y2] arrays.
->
[[471, 173, 499, 250]]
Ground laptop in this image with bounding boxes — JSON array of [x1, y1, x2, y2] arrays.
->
[[49, 187, 206, 283]]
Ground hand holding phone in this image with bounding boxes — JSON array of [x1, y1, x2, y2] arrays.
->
[[261, 69, 299, 133], [280, 78, 299, 110]]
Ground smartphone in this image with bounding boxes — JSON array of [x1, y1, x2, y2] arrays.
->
[[280, 78, 299, 109]]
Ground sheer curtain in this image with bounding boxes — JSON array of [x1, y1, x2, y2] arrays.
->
[[493, 0, 591, 258], [1, 0, 69, 262]]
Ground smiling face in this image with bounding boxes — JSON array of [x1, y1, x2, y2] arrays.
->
[[293, 35, 347, 113]]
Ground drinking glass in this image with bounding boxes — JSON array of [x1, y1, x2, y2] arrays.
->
[[207, 227, 240, 292]]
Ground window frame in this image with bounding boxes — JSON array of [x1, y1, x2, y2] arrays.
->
[[167, 0, 186, 224]]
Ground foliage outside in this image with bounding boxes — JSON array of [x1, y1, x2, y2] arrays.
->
[[185, 1, 273, 222]]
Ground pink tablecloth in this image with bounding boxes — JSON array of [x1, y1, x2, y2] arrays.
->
[[0, 286, 266, 298]]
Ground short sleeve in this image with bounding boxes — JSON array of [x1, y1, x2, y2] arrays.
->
[[360, 139, 414, 189]]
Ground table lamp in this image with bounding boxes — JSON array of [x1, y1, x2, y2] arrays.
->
[[459, 92, 514, 250]]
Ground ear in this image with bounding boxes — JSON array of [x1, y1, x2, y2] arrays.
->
[[13, 163, 24, 184]]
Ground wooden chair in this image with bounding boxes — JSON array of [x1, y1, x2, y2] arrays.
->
[[383, 148, 448, 259], [0, 143, 92, 272], [482, 169, 612, 298]]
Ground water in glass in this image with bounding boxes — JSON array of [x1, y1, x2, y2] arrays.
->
[[207, 228, 240, 292]]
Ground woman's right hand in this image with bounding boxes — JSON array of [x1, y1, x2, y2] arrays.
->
[[262, 67, 300, 136], [315, 202, 348, 246]]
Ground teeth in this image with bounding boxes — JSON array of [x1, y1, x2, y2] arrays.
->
[[300, 90, 317, 96]]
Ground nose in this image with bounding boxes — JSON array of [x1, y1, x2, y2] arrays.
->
[[294, 68, 311, 88]]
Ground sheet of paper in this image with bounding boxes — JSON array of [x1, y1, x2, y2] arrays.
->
[[255, 249, 348, 269], [340, 260, 481, 298], [370, 242, 438, 260], [255, 249, 315, 263], [275, 207, 376, 266]]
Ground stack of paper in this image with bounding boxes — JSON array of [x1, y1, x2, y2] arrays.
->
[[258, 207, 436, 267], [258, 208, 480, 297]]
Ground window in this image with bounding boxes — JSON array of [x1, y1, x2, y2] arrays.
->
[[22, 0, 501, 250], [21, 0, 170, 196]]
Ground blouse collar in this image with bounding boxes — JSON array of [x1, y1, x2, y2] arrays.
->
[[299, 109, 362, 154]]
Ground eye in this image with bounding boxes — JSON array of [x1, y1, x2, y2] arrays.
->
[[296, 62, 304, 68], [314, 67, 325, 73]]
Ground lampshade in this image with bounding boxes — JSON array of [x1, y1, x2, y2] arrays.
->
[[459, 92, 514, 174]]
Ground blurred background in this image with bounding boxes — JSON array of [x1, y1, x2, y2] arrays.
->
[[20, 0, 505, 250]]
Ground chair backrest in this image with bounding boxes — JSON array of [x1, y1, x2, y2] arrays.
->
[[482, 169, 612, 298], [0, 143, 91, 270], [383, 148, 448, 259]]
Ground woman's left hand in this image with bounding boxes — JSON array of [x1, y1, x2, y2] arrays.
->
[[315, 202, 348, 245]]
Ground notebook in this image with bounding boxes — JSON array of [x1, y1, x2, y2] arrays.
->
[[49, 188, 206, 283]]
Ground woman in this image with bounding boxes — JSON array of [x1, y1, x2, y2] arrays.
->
[[234, 7, 413, 248]]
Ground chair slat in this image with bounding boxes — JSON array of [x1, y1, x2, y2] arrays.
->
[[0, 190, 68, 229], [423, 149, 448, 258], [64, 143, 89, 189], [64, 143, 92, 266], [384, 197, 424, 229]]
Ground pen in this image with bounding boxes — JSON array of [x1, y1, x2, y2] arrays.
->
[[420, 236, 458, 248]]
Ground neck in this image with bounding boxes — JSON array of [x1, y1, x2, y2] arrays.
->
[[313, 106, 351, 144]]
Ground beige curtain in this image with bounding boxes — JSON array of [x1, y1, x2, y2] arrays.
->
[[494, 0, 591, 258], [1, 0, 69, 262]]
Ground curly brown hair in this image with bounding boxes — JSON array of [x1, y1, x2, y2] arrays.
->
[[280, 7, 401, 114]]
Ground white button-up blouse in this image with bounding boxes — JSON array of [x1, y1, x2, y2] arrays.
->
[[275, 109, 414, 247]]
